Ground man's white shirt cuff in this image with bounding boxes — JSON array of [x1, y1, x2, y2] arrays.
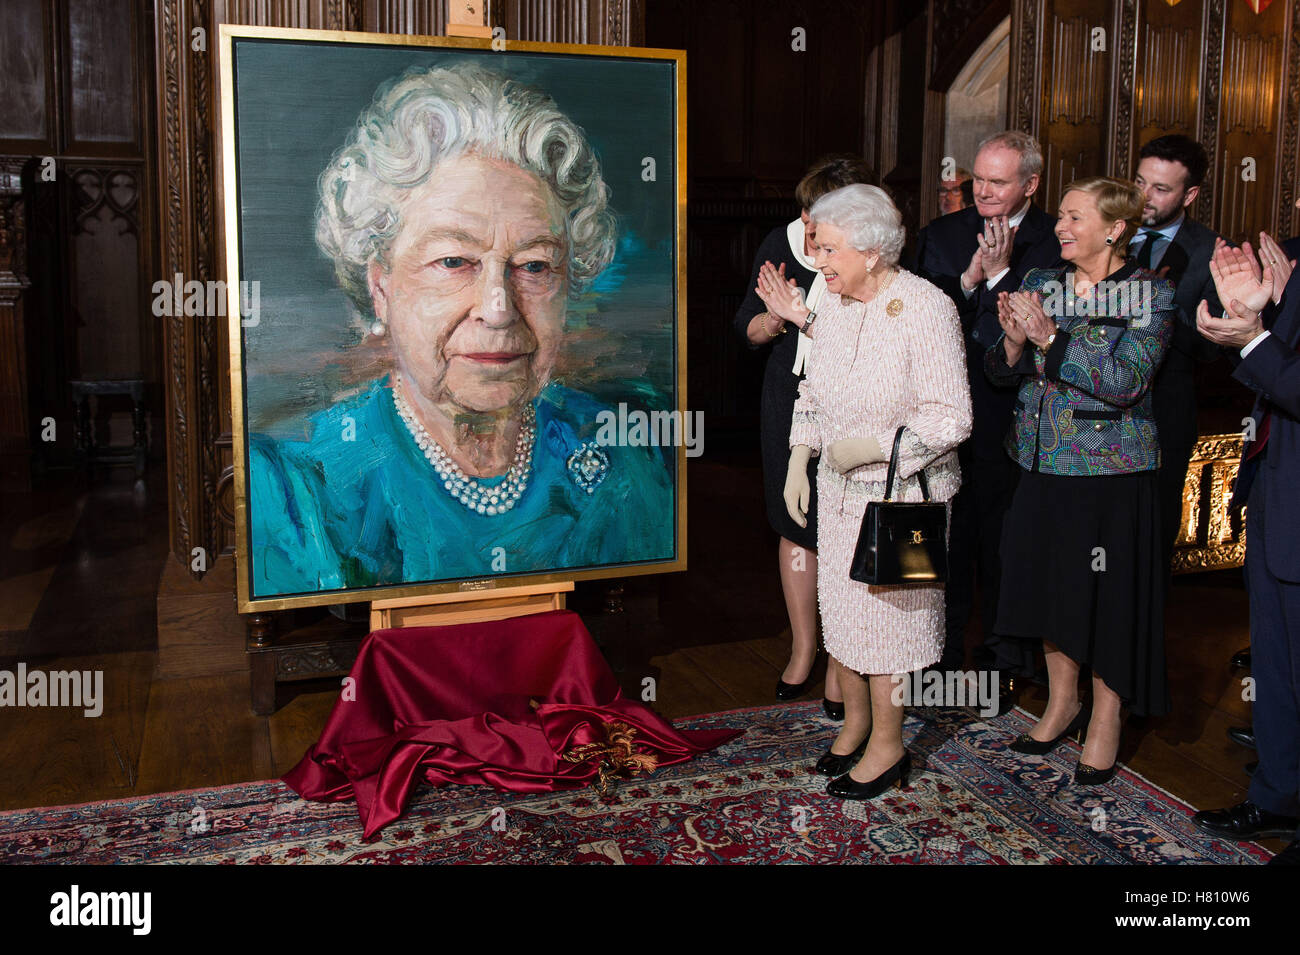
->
[[1240, 330, 1271, 358], [985, 268, 1011, 290]]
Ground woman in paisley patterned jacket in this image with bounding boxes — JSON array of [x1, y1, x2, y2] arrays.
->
[[985, 176, 1176, 787]]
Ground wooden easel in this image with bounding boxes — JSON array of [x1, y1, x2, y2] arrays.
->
[[446, 1, 492, 39], [370, 580, 574, 631]]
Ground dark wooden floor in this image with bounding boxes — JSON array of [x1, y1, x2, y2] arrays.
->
[[0, 448, 1277, 852]]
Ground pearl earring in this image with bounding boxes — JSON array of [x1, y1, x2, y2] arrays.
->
[[371, 321, 387, 337]]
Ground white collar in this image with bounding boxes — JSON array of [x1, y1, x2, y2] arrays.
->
[[786, 218, 819, 272]]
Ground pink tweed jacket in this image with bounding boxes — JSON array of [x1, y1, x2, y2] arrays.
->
[[790, 268, 973, 513]]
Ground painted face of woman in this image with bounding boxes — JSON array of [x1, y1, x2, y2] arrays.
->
[[368, 152, 570, 415]]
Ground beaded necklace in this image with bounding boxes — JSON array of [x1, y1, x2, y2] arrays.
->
[[391, 380, 535, 516]]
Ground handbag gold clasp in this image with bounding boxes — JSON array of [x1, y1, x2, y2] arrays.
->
[[911, 529, 925, 544]]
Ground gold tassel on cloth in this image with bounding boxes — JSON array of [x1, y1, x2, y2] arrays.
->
[[559, 722, 659, 799]]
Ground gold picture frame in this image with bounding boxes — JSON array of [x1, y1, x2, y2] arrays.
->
[[218, 24, 688, 613]]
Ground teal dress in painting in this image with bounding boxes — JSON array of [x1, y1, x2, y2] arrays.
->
[[248, 378, 675, 598]]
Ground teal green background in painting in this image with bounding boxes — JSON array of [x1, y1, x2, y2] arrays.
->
[[231, 38, 678, 438]]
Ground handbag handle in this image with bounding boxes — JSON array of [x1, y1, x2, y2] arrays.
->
[[883, 426, 931, 502]]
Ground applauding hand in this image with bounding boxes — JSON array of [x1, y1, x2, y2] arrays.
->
[[1196, 297, 1265, 350], [961, 247, 985, 293], [1209, 238, 1273, 314], [996, 291, 1028, 367], [997, 291, 1027, 345], [978, 215, 1017, 277], [1007, 291, 1057, 349], [756, 261, 809, 328], [1256, 231, 1296, 305]]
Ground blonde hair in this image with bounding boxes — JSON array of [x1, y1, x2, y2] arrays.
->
[[1060, 176, 1145, 255]]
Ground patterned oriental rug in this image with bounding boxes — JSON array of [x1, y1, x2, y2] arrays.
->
[[0, 703, 1271, 864]]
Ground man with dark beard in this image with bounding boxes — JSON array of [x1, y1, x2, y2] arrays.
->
[[1131, 135, 1224, 578]]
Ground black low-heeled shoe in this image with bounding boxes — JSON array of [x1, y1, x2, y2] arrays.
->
[[1074, 760, 1118, 787], [822, 698, 845, 720], [1193, 800, 1300, 840], [826, 751, 913, 800], [1009, 704, 1089, 756], [814, 736, 867, 776], [1227, 725, 1256, 750], [775, 676, 812, 701]]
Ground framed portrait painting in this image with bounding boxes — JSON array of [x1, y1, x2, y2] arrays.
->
[[218, 25, 687, 613]]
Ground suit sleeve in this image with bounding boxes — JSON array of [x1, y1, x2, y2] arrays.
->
[[872, 292, 973, 480], [1235, 327, 1300, 419], [913, 222, 976, 321], [1180, 268, 1223, 363]]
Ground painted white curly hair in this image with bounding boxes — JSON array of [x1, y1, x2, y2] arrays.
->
[[315, 61, 618, 319]]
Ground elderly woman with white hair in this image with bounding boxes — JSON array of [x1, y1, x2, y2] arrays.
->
[[758, 184, 972, 799], [247, 63, 673, 596]]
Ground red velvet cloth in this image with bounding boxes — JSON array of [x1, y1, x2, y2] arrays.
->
[[283, 609, 740, 840]]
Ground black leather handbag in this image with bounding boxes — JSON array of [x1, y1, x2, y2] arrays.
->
[[849, 427, 948, 585]]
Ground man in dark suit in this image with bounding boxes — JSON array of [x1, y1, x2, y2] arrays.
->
[[1131, 135, 1224, 578], [911, 131, 1061, 682], [1192, 236, 1300, 865]]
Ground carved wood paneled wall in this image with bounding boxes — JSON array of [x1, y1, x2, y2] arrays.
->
[[153, 0, 650, 575], [647, 0, 884, 430], [1006, 0, 1113, 213], [918, 0, 1012, 226], [0, 159, 30, 488], [1009, 0, 1298, 242], [1, 0, 157, 487]]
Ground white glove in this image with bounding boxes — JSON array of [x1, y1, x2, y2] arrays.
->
[[784, 446, 813, 528], [823, 436, 885, 475]]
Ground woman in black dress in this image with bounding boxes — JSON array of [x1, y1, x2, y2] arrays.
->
[[733, 155, 876, 717]]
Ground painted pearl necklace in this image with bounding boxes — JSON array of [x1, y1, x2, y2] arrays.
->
[[392, 384, 535, 516]]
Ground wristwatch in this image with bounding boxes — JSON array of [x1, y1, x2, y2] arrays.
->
[[1042, 332, 1057, 350], [800, 310, 818, 336]]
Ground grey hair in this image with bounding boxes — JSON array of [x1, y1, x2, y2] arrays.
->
[[809, 184, 905, 267], [315, 62, 617, 319], [976, 130, 1044, 183]]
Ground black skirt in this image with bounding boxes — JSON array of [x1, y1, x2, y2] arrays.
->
[[760, 343, 818, 550], [994, 467, 1169, 717]]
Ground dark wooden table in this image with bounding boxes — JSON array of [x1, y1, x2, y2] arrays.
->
[[69, 378, 147, 477]]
